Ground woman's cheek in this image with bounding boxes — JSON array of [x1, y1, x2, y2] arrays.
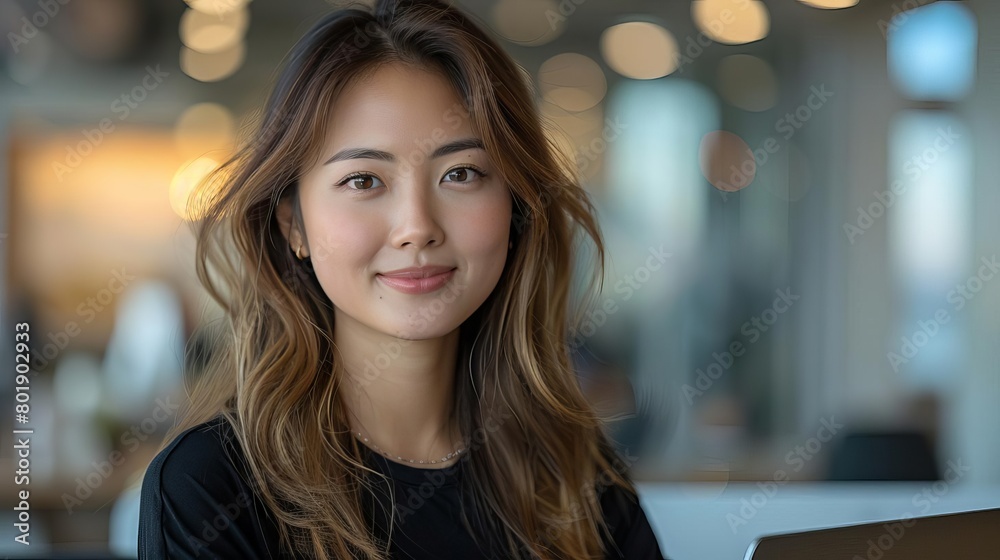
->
[[460, 192, 512, 250], [306, 206, 380, 260]]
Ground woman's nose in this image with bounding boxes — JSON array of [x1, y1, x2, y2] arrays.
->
[[387, 180, 446, 250]]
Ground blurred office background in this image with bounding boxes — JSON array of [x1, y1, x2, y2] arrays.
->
[[1, 0, 999, 558]]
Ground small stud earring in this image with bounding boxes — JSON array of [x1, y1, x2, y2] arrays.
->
[[295, 245, 305, 260]]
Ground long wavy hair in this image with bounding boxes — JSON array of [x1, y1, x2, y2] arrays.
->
[[160, 0, 637, 558]]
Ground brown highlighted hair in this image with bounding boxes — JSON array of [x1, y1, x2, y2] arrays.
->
[[162, 0, 636, 558]]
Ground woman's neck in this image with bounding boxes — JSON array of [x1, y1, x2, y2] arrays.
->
[[334, 316, 464, 463]]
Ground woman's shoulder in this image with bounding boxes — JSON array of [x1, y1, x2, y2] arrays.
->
[[141, 415, 251, 493], [138, 415, 285, 558], [598, 482, 667, 560], [140, 414, 261, 508], [149, 415, 243, 471]]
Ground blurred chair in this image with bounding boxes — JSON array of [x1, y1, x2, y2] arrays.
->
[[825, 430, 941, 481]]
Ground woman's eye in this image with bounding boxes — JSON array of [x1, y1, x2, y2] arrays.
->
[[338, 167, 486, 192], [443, 166, 487, 184], [339, 173, 383, 191]]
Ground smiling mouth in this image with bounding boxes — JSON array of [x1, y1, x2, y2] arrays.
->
[[376, 268, 456, 295]]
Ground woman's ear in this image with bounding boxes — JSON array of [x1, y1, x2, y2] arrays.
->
[[277, 196, 307, 257]]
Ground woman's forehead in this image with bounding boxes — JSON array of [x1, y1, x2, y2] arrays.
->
[[328, 65, 470, 126], [312, 71, 483, 160]]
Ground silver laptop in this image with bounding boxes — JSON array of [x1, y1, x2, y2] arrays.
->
[[744, 507, 1000, 559]]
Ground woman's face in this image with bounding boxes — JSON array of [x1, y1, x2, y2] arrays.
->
[[282, 62, 512, 339]]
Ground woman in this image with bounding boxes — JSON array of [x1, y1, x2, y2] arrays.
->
[[138, 0, 666, 558]]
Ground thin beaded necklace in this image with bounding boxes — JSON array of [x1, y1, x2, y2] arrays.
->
[[351, 416, 467, 465]]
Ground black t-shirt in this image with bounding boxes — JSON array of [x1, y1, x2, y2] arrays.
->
[[138, 416, 666, 559]]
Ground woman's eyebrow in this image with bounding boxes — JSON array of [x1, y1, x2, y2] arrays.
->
[[323, 137, 485, 165]]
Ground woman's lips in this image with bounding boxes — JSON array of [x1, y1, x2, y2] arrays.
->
[[376, 268, 456, 295]]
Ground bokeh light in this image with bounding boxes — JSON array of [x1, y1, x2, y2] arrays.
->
[[797, 0, 859, 8], [180, 5, 250, 54], [174, 103, 236, 160], [169, 156, 222, 221], [887, 1, 977, 101], [538, 53, 607, 113], [699, 130, 756, 192], [180, 41, 246, 82], [692, 0, 770, 45], [601, 21, 679, 79], [185, 0, 251, 16]]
